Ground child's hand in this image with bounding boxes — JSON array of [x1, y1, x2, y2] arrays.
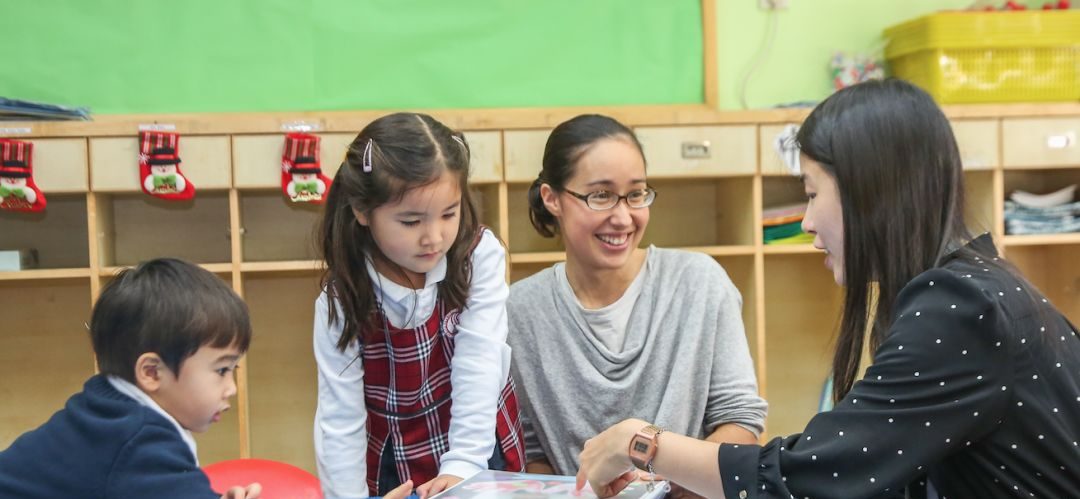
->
[[383, 479, 415, 499], [416, 473, 463, 499], [219, 482, 261, 499]]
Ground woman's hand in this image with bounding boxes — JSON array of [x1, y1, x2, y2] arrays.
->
[[383, 479, 415, 499], [576, 418, 648, 497], [417, 473, 463, 499], [220, 482, 261, 499]]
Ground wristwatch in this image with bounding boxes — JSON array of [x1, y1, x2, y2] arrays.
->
[[628, 424, 665, 471]]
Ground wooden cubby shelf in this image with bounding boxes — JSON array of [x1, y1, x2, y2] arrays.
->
[[2, 102, 1079, 470]]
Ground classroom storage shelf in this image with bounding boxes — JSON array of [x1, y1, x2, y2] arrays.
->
[[3, 103, 1079, 471]]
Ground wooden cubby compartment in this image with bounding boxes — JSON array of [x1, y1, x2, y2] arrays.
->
[[94, 193, 233, 271], [0, 194, 90, 270], [242, 271, 323, 473], [0, 279, 94, 446], [763, 252, 843, 437]]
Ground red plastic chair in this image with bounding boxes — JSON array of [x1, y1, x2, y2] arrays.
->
[[203, 458, 323, 499]]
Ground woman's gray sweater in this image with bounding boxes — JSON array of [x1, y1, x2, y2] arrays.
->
[[507, 246, 768, 475]]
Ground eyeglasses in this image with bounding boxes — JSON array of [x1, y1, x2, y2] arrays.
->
[[563, 187, 657, 211]]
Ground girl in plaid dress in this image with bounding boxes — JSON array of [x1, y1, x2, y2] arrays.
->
[[314, 113, 525, 499]]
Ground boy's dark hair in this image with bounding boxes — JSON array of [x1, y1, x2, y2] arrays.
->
[[319, 112, 479, 350], [90, 258, 252, 382]]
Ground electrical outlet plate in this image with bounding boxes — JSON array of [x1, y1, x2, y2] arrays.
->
[[759, 0, 789, 9]]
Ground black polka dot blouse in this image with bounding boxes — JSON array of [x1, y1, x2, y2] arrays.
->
[[719, 235, 1080, 499]]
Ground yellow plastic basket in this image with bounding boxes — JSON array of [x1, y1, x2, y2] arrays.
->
[[884, 11, 1080, 104]]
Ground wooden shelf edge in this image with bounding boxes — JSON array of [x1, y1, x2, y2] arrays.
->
[[763, 244, 820, 255], [0, 104, 718, 137], [91, 188, 236, 196], [1001, 164, 1080, 171], [0, 268, 92, 281], [99, 262, 234, 276], [510, 252, 566, 264], [942, 103, 1080, 119], [6, 103, 1079, 138], [647, 173, 758, 181], [688, 245, 757, 257], [1003, 233, 1080, 247], [200, 263, 236, 273], [240, 260, 326, 273], [510, 245, 756, 264], [506, 174, 760, 184]]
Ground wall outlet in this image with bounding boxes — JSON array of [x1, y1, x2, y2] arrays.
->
[[759, 0, 789, 9]]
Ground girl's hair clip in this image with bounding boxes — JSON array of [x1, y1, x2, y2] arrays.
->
[[362, 139, 374, 173]]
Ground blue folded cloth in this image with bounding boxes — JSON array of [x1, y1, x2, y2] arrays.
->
[[0, 97, 90, 121], [1004, 200, 1080, 235]]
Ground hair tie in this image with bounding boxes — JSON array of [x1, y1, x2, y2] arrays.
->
[[362, 139, 374, 173]]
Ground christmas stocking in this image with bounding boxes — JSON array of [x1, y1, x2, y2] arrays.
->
[[139, 131, 195, 201], [282, 133, 331, 204], [0, 138, 47, 212]]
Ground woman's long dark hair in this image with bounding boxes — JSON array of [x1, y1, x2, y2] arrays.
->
[[319, 112, 479, 350], [797, 79, 976, 402]]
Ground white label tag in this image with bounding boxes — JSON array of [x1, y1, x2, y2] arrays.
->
[[281, 120, 322, 132], [138, 123, 177, 132]]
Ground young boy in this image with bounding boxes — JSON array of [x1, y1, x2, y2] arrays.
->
[[0, 258, 261, 499]]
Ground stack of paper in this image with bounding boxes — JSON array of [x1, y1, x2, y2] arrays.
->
[[763, 202, 812, 244]]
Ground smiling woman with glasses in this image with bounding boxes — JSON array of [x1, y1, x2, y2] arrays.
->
[[504, 114, 766, 494]]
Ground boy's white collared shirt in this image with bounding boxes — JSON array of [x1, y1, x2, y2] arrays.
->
[[106, 375, 199, 464]]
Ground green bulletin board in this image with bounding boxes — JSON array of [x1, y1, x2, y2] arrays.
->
[[1, 0, 704, 114]]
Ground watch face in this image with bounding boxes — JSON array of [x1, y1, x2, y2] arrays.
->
[[633, 440, 649, 453]]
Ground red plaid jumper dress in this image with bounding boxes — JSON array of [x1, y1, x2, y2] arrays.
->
[[361, 301, 524, 492]]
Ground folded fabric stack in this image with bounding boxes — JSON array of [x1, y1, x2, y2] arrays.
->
[[1004, 185, 1080, 235], [0, 97, 89, 121], [763, 202, 813, 244]]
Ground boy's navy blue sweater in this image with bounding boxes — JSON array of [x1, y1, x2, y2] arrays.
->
[[0, 375, 219, 499]]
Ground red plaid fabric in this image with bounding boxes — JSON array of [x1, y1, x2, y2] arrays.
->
[[281, 132, 331, 204], [283, 132, 321, 165], [138, 131, 194, 201], [362, 301, 524, 492], [0, 139, 46, 212]]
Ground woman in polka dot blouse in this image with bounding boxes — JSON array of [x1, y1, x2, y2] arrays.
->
[[575, 79, 1080, 499]]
